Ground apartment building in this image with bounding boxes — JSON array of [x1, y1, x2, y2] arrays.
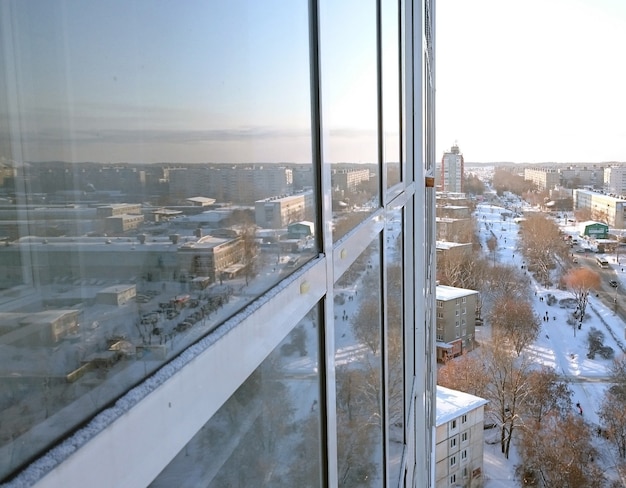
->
[[523, 168, 560, 191], [0, 1, 436, 487], [436, 285, 479, 362], [604, 165, 626, 195], [435, 386, 488, 488], [573, 189, 626, 228], [438, 145, 464, 193]]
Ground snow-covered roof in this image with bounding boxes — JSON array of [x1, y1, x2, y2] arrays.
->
[[436, 241, 471, 250], [436, 284, 479, 301], [436, 385, 488, 426], [186, 197, 216, 205]]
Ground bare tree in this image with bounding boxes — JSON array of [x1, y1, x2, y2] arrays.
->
[[488, 297, 540, 356], [437, 353, 489, 399], [486, 235, 498, 266], [350, 297, 380, 355], [599, 388, 626, 459], [481, 340, 533, 458], [518, 213, 567, 285], [518, 413, 605, 488], [563, 267, 601, 324], [525, 366, 572, 424]]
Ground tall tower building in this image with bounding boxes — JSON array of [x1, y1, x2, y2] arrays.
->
[[0, 1, 437, 487], [438, 143, 465, 193]]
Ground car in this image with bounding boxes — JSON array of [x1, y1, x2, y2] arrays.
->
[[575, 249, 586, 253], [610, 280, 619, 288], [572, 258, 579, 264]]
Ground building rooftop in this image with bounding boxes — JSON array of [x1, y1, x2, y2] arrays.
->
[[436, 285, 479, 301], [436, 385, 488, 426]]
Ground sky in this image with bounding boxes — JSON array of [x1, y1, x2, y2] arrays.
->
[[1, 0, 384, 165], [436, 0, 626, 163], [4, 1, 625, 165]]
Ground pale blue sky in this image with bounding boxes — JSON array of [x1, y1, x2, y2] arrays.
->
[[436, 0, 626, 163], [4, 0, 313, 163]]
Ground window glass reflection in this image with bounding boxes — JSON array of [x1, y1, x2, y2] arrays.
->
[[0, 0, 313, 480], [319, 1, 380, 241], [386, 208, 405, 484], [383, 0, 401, 188], [334, 240, 383, 486], [150, 309, 322, 487]]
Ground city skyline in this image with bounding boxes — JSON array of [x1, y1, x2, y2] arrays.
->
[[436, 0, 626, 164]]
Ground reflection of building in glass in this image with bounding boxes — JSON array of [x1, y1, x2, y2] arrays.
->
[[254, 191, 314, 228], [169, 165, 294, 205], [177, 235, 245, 282], [103, 213, 145, 234], [435, 386, 488, 488], [1, 1, 436, 486], [438, 144, 464, 193], [331, 168, 371, 193]]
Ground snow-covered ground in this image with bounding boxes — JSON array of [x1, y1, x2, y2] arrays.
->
[[473, 199, 626, 486]]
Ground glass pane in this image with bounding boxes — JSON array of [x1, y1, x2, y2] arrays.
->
[[334, 239, 383, 486], [150, 309, 322, 487], [386, 208, 404, 484], [320, 0, 380, 242], [0, 0, 313, 480], [383, 0, 401, 189]]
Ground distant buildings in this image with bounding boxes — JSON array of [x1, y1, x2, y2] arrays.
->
[[438, 144, 464, 193], [573, 189, 626, 228], [523, 168, 560, 191], [254, 191, 314, 228], [604, 165, 626, 195], [169, 165, 294, 205], [435, 386, 488, 488]]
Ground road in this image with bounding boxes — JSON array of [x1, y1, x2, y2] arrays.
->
[[571, 250, 626, 320]]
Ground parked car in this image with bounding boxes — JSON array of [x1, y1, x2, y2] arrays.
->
[[610, 280, 619, 288]]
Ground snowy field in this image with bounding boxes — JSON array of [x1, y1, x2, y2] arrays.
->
[[473, 199, 626, 486]]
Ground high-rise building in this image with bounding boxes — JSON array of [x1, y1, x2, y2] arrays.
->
[[604, 165, 626, 195], [438, 144, 465, 193], [0, 1, 436, 486]]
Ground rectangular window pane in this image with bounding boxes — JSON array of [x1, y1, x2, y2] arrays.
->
[[0, 0, 314, 479], [150, 308, 322, 487], [383, 0, 401, 188], [386, 208, 404, 484], [334, 239, 383, 486], [320, 0, 380, 242]]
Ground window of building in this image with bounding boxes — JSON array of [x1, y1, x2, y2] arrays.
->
[[450, 474, 457, 485], [461, 449, 467, 460], [450, 437, 457, 448], [438, 312, 444, 318], [0, 0, 437, 486], [461, 431, 468, 443], [451, 419, 457, 429], [462, 414, 468, 424], [450, 455, 457, 467]]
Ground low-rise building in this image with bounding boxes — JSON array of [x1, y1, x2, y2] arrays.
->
[[435, 386, 488, 488], [436, 285, 479, 362]]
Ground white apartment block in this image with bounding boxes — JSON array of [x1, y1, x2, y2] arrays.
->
[[573, 189, 626, 228], [523, 168, 560, 191], [435, 386, 488, 488], [604, 165, 626, 195]]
